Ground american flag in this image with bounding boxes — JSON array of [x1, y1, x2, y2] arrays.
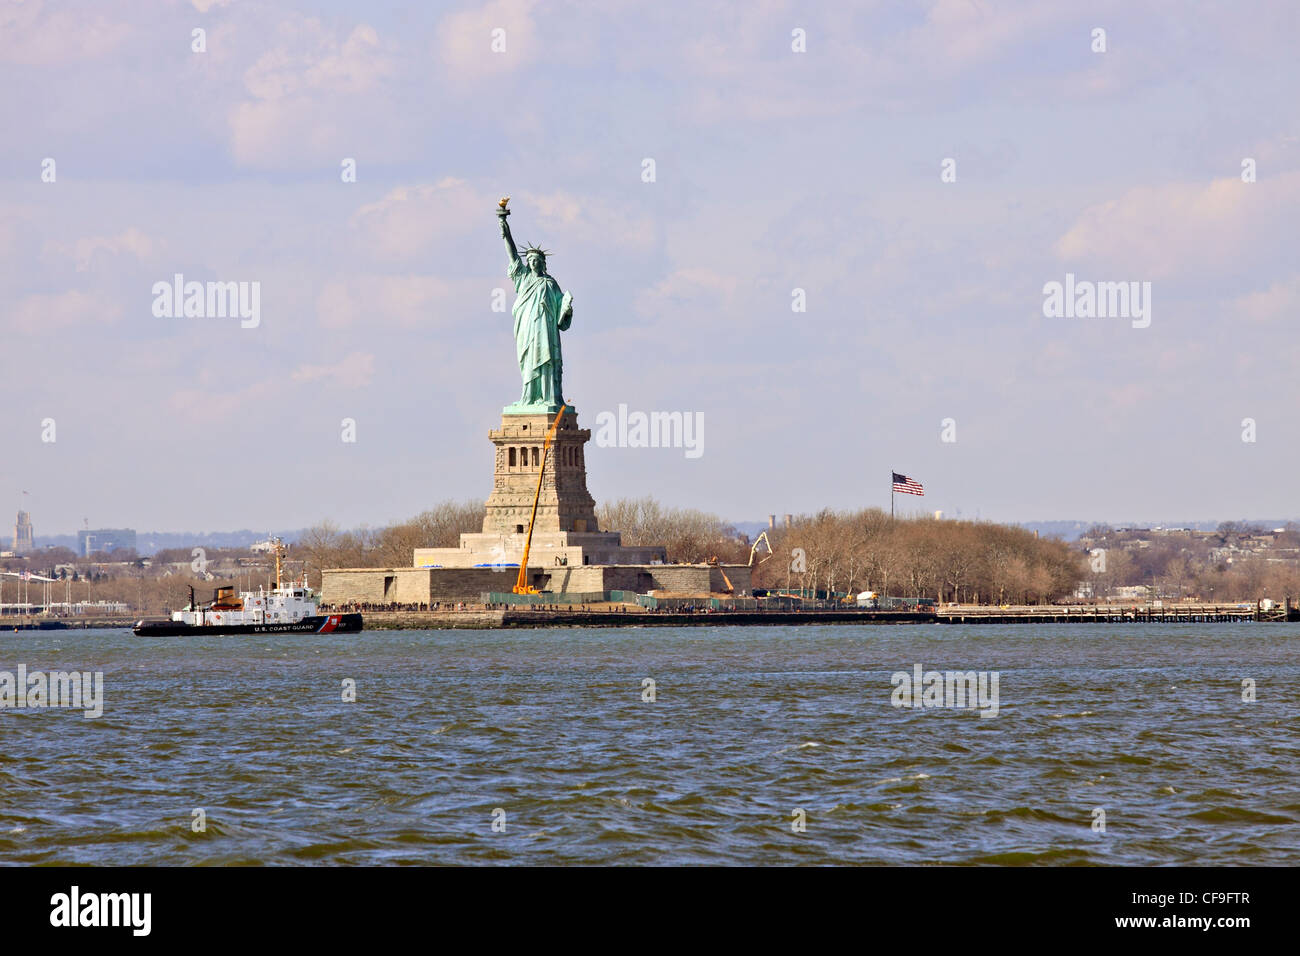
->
[[892, 472, 924, 496]]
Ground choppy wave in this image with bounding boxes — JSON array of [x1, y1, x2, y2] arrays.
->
[[0, 622, 1296, 864]]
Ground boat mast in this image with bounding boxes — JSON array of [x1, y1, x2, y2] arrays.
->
[[272, 536, 285, 589]]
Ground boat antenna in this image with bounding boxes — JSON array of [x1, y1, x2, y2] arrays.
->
[[272, 537, 285, 589]]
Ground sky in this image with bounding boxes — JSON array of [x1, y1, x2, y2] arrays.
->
[[3, 0, 1299, 537]]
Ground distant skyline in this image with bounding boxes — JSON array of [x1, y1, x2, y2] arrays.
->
[[4, 1, 1298, 532]]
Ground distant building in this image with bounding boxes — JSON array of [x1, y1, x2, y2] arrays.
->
[[1114, 585, 1152, 600], [13, 511, 33, 554], [78, 528, 137, 556]]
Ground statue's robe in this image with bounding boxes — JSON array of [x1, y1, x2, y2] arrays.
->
[[508, 256, 572, 407]]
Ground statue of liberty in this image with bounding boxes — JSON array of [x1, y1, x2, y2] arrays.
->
[[497, 198, 573, 413]]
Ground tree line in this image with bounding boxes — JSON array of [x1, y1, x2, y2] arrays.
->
[[293, 497, 1085, 603], [296, 500, 484, 583], [749, 508, 1084, 603], [59, 497, 1300, 611]]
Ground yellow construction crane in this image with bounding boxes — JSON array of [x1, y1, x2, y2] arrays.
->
[[513, 404, 567, 595], [707, 556, 735, 594], [710, 531, 775, 594]]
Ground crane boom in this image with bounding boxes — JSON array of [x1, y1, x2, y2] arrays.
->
[[513, 403, 568, 595]]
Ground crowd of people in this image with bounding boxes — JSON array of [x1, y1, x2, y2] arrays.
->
[[319, 600, 827, 615], [320, 601, 470, 613], [319, 600, 821, 615]]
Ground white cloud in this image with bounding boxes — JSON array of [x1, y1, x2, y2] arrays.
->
[[44, 227, 158, 272], [347, 182, 655, 262], [228, 19, 398, 167], [1055, 172, 1300, 279], [315, 274, 477, 329], [523, 190, 655, 252], [349, 179, 483, 260], [918, 0, 1065, 68], [168, 350, 375, 425], [242, 22, 390, 100], [8, 290, 122, 334], [634, 268, 739, 318], [169, 379, 278, 426], [436, 0, 539, 77], [291, 352, 376, 387], [0, 215, 18, 257], [1228, 274, 1300, 324], [0, 0, 129, 65]]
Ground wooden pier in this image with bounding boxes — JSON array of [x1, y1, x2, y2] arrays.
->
[[2, 614, 136, 631], [936, 603, 1289, 624]]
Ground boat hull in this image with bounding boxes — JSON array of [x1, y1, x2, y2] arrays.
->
[[133, 613, 363, 637]]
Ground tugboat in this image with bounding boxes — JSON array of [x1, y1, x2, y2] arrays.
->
[[133, 540, 362, 636]]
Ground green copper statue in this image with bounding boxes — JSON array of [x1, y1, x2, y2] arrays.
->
[[498, 197, 573, 413]]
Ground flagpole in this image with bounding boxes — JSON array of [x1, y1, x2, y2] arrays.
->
[[890, 472, 895, 520]]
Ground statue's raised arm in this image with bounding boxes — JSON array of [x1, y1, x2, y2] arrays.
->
[[498, 196, 520, 267]]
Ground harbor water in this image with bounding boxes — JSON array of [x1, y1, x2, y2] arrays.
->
[[1, 623, 1296, 865]]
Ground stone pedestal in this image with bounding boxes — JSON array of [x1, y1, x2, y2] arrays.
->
[[481, 407, 597, 536], [413, 407, 667, 569]]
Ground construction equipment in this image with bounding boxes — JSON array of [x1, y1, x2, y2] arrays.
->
[[708, 530, 776, 594], [706, 556, 734, 593], [513, 404, 567, 595]]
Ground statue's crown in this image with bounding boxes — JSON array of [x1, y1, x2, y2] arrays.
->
[[521, 243, 551, 259]]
